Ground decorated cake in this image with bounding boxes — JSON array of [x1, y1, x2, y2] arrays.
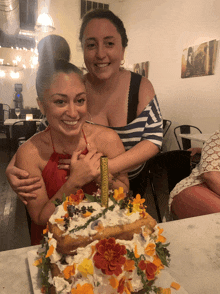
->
[[35, 188, 172, 294]]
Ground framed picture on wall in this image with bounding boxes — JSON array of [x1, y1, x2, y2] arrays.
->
[[181, 39, 218, 78], [133, 61, 149, 78]]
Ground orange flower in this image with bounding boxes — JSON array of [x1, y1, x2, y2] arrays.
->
[[55, 218, 65, 224], [82, 211, 92, 218], [69, 189, 84, 205], [139, 209, 149, 219], [134, 244, 140, 258], [170, 282, 180, 290], [45, 245, 54, 258], [109, 276, 119, 289], [93, 238, 127, 276], [145, 243, 156, 256], [138, 260, 157, 281], [117, 276, 133, 294], [43, 224, 48, 235], [124, 259, 135, 272], [113, 187, 126, 201], [63, 265, 75, 279], [63, 199, 71, 212], [153, 255, 164, 270], [132, 194, 145, 205], [71, 283, 94, 294], [156, 227, 166, 243]]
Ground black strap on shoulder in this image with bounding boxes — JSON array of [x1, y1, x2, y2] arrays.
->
[[127, 71, 142, 124]]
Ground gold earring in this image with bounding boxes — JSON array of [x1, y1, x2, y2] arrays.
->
[[120, 59, 125, 66]]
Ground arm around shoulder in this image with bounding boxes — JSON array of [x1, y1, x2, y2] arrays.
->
[[95, 127, 129, 191]]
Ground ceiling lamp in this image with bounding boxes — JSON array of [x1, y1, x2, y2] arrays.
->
[[35, 7, 55, 33]]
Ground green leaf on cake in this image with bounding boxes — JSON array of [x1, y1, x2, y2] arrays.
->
[[84, 193, 100, 202]]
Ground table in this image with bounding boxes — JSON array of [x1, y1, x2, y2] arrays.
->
[[4, 119, 42, 138], [178, 133, 213, 143], [4, 119, 42, 126], [0, 213, 220, 294]]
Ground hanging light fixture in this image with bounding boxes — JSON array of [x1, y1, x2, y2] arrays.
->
[[35, 5, 55, 33]]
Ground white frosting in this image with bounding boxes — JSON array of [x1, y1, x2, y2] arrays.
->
[[49, 199, 141, 239]]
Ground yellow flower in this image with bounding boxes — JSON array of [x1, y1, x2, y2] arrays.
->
[[77, 258, 94, 277], [33, 257, 42, 266], [113, 187, 126, 201], [63, 265, 75, 279], [145, 243, 156, 256], [126, 203, 143, 215], [71, 283, 94, 294]]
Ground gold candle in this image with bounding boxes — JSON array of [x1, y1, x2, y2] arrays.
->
[[100, 156, 108, 208]]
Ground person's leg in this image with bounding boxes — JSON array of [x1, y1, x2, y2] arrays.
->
[[171, 183, 220, 219]]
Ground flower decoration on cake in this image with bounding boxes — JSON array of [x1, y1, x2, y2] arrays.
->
[[36, 188, 172, 294], [93, 238, 127, 276]]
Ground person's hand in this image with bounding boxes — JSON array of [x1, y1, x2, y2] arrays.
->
[[69, 146, 103, 187], [6, 166, 42, 205], [187, 147, 202, 157]]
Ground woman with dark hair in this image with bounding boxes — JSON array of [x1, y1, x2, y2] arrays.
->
[[7, 9, 163, 203], [15, 59, 128, 244]]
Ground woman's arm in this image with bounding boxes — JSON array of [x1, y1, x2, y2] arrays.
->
[[15, 141, 102, 226], [109, 140, 159, 175], [6, 153, 42, 204], [109, 76, 162, 175], [95, 127, 129, 191]]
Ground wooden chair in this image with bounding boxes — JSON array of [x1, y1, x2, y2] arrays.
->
[[147, 150, 191, 222]]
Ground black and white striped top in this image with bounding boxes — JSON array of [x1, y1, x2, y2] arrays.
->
[[111, 95, 163, 179]]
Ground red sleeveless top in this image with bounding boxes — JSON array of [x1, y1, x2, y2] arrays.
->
[[31, 128, 98, 245]]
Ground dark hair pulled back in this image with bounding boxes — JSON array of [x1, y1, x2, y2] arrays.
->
[[36, 60, 83, 101], [79, 9, 128, 48], [37, 35, 71, 66]]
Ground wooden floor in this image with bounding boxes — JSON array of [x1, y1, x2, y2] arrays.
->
[[0, 139, 170, 252]]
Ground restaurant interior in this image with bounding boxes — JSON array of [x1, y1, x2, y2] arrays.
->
[[0, 0, 220, 293]]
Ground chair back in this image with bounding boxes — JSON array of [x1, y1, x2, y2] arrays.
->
[[163, 119, 172, 137], [147, 150, 191, 222], [0, 103, 10, 122], [174, 124, 202, 150], [11, 120, 40, 151]]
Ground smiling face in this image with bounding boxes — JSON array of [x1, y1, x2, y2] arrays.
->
[[38, 72, 87, 137], [82, 18, 125, 81]]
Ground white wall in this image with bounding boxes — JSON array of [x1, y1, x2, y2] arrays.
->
[[110, 0, 220, 150], [1, 0, 219, 150]]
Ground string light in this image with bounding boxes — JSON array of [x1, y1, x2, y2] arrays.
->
[[0, 71, 5, 77]]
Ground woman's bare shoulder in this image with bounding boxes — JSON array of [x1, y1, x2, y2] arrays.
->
[[16, 131, 50, 160], [85, 123, 119, 142]]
